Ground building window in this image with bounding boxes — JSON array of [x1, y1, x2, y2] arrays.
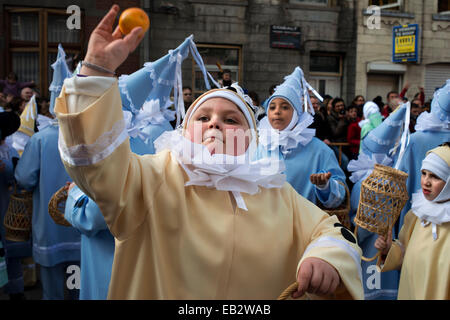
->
[[5, 7, 84, 98], [369, 0, 402, 10], [192, 44, 242, 97], [438, 0, 450, 14], [310, 52, 342, 76], [309, 52, 343, 98]]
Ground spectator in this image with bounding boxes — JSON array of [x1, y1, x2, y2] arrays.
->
[[372, 95, 384, 112], [324, 97, 334, 117], [346, 104, 361, 160], [409, 102, 421, 133], [351, 95, 365, 118], [327, 97, 350, 170], [0, 72, 35, 98], [382, 91, 401, 118], [310, 96, 330, 143], [20, 87, 33, 103], [218, 69, 235, 88], [248, 91, 265, 122], [359, 101, 383, 144], [3, 97, 24, 116], [327, 97, 349, 142], [182, 86, 193, 111], [399, 81, 425, 107], [0, 92, 6, 111]]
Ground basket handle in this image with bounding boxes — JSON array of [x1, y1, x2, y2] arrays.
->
[[277, 282, 300, 300], [354, 225, 385, 268]]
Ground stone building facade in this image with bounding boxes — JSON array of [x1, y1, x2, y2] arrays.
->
[[356, 0, 450, 104], [1, 0, 449, 105]]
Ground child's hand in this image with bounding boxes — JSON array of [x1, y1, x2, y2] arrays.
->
[[374, 229, 392, 255], [293, 257, 340, 298], [80, 5, 144, 77], [310, 172, 332, 187]]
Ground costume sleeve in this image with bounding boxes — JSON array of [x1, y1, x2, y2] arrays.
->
[[55, 76, 164, 241], [64, 185, 108, 238], [314, 151, 346, 208], [14, 135, 41, 191], [380, 210, 416, 272], [292, 190, 364, 299]]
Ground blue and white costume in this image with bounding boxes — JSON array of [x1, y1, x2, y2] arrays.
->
[[348, 103, 411, 300], [395, 79, 450, 234], [258, 67, 346, 208], [14, 45, 80, 300]]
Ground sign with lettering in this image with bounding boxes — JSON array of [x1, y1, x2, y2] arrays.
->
[[393, 24, 419, 63], [270, 25, 301, 49]]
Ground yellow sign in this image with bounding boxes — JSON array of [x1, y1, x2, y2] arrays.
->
[[395, 35, 415, 54]]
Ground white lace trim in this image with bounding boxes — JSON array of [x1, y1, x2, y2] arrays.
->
[[58, 119, 128, 166]]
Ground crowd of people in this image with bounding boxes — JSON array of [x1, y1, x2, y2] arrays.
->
[[0, 4, 449, 301]]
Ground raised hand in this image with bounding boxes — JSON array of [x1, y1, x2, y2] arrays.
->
[[81, 4, 144, 77]]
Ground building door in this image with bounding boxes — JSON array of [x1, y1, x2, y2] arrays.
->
[[366, 73, 399, 103], [425, 63, 450, 102]]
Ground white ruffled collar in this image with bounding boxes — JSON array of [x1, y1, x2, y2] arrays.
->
[[415, 111, 450, 132], [411, 191, 450, 240], [347, 153, 393, 183], [258, 113, 316, 156], [123, 99, 170, 141], [153, 129, 286, 211]]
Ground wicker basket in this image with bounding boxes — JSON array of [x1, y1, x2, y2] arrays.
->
[[318, 181, 351, 229], [48, 186, 72, 227], [3, 187, 33, 242], [354, 164, 408, 236], [354, 164, 408, 266]]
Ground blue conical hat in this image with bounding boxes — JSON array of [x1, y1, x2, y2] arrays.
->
[[49, 44, 72, 116], [119, 35, 219, 127], [265, 66, 320, 117], [360, 103, 408, 157], [431, 79, 450, 122]]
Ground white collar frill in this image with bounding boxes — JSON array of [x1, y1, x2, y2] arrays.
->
[[411, 191, 450, 241], [415, 111, 450, 133], [153, 129, 286, 211], [258, 113, 315, 156]]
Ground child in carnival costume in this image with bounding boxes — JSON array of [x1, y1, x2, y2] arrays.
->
[[55, 5, 364, 300], [258, 66, 348, 211], [375, 143, 450, 299]]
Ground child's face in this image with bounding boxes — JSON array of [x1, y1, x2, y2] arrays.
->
[[421, 169, 446, 201], [185, 97, 251, 156], [268, 98, 294, 130]]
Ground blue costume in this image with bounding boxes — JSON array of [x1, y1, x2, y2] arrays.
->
[[258, 67, 346, 208], [1, 111, 31, 298], [396, 80, 450, 234], [348, 103, 411, 299], [64, 36, 214, 299], [14, 45, 80, 300]]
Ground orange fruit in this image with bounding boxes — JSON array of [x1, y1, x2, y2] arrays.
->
[[118, 7, 150, 37]]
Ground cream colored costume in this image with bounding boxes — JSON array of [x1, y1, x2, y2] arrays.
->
[[381, 145, 450, 300], [381, 210, 449, 299], [55, 76, 363, 300]]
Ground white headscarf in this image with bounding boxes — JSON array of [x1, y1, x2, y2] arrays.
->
[[154, 86, 286, 211], [411, 150, 450, 240]]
